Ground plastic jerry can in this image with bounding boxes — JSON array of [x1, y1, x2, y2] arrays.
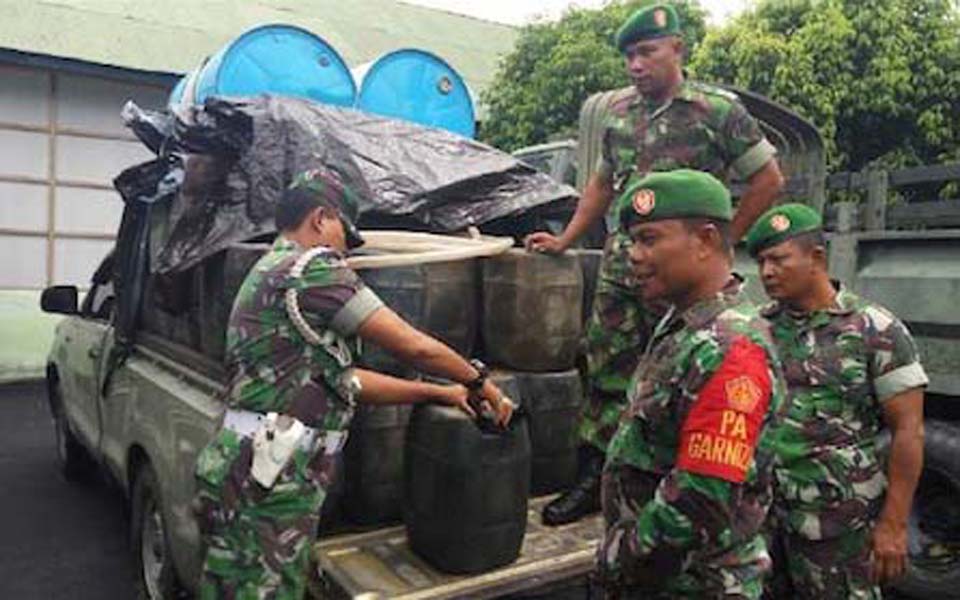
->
[[404, 403, 531, 573]]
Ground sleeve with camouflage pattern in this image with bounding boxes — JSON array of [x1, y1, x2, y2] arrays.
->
[[864, 306, 928, 401], [295, 251, 383, 337]]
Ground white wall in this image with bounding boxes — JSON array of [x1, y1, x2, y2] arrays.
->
[[0, 64, 168, 289]]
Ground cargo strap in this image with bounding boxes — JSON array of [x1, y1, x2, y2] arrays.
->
[[222, 408, 347, 456]]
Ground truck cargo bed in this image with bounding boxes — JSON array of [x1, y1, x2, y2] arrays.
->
[[313, 495, 603, 599]]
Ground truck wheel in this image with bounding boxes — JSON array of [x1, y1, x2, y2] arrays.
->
[[131, 463, 181, 600], [893, 420, 960, 598], [49, 379, 95, 482]]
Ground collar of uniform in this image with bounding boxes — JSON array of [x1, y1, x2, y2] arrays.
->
[[830, 283, 858, 315], [677, 273, 746, 329], [272, 235, 302, 253], [273, 236, 347, 264], [629, 78, 695, 117], [761, 280, 857, 320]]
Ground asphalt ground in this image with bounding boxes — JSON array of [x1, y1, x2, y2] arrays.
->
[[0, 380, 134, 599]]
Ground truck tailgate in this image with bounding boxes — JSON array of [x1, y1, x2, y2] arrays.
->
[[313, 496, 603, 599]]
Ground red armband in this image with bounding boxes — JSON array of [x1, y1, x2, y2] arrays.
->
[[676, 337, 772, 483]]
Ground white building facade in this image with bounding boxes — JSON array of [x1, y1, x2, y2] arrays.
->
[[0, 54, 172, 289]]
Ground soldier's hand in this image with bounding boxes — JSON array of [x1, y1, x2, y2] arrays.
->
[[870, 518, 908, 583], [441, 384, 477, 419], [478, 380, 514, 427], [523, 232, 567, 255]]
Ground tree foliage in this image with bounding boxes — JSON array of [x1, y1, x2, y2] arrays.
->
[[481, 0, 960, 174], [479, 0, 707, 151], [689, 0, 960, 171]]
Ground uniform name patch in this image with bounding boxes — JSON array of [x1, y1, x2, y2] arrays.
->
[[676, 336, 772, 483]]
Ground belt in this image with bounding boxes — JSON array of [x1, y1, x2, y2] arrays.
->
[[222, 408, 347, 455]]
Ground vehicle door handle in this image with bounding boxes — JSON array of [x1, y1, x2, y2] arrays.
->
[[88, 348, 100, 360]]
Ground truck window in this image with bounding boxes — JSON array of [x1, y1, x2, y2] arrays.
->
[[81, 253, 116, 321], [516, 152, 553, 174]]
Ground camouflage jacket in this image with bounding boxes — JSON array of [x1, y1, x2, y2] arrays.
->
[[596, 81, 776, 229], [764, 284, 928, 540], [223, 236, 384, 431], [599, 276, 787, 595]]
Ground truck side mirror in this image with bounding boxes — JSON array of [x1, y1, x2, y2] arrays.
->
[[41, 285, 79, 315]]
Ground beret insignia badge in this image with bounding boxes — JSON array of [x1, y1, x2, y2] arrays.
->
[[770, 214, 791, 232], [632, 189, 656, 216], [653, 8, 668, 28]]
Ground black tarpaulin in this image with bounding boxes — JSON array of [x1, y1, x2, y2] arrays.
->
[[134, 96, 576, 273]]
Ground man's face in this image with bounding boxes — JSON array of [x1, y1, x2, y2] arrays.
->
[[755, 239, 822, 303], [624, 36, 682, 97], [627, 219, 704, 303]]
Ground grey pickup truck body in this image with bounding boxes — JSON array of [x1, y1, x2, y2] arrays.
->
[[43, 250, 602, 599]]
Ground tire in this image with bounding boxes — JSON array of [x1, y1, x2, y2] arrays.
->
[[131, 463, 182, 600], [48, 377, 96, 482], [892, 419, 960, 598]]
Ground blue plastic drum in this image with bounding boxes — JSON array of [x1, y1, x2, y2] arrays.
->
[[356, 49, 476, 138], [167, 73, 188, 111], [192, 24, 356, 107]]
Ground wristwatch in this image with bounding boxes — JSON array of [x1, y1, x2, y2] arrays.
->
[[465, 359, 489, 391]]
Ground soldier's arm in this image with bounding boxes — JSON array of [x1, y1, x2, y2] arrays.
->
[[867, 309, 928, 582], [872, 387, 924, 583], [352, 367, 474, 416], [525, 115, 617, 254], [525, 173, 614, 253], [603, 336, 775, 582], [296, 254, 508, 423], [718, 101, 784, 240], [357, 306, 511, 423], [731, 160, 784, 241], [561, 174, 616, 248]]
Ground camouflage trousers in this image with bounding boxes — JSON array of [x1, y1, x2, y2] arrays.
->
[[578, 232, 662, 452], [194, 427, 341, 600], [765, 519, 881, 600], [597, 464, 770, 598]]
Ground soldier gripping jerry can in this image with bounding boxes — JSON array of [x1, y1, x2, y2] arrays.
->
[[193, 168, 512, 598]]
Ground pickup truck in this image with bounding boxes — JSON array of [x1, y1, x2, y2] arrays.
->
[[41, 249, 603, 600]]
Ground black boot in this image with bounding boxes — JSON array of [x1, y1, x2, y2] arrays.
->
[[542, 445, 604, 526]]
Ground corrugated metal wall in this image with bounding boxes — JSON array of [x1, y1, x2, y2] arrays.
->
[[0, 63, 165, 289]]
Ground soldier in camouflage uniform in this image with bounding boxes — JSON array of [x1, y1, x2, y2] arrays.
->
[[527, 2, 785, 526], [594, 169, 787, 598], [194, 168, 511, 599], [746, 204, 927, 599]]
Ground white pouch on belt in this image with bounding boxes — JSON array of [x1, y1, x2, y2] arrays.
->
[[250, 412, 306, 489]]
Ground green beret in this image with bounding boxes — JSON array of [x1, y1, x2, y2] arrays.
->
[[744, 203, 823, 256], [618, 169, 732, 231], [289, 167, 365, 248], [616, 4, 681, 53]]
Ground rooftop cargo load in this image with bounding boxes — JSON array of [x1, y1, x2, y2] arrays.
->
[[353, 49, 476, 138], [118, 96, 576, 276], [167, 24, 356, 112]]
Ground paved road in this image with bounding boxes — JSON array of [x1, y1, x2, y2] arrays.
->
[[0, 380, 134, 599]]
